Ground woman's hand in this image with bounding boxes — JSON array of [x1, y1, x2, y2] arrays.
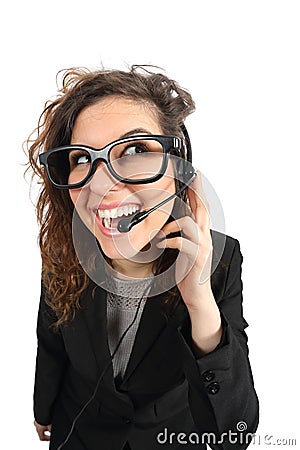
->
[[156, 170, 213, 302], [156, 170, 222, 355], [34, 420, 52, 441]]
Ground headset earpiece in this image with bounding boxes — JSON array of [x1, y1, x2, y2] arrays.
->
[[176, 159, 196, 185], [177, 124, 196, 185]]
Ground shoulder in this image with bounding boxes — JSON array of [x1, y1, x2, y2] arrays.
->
[[210, 229, 240, 264]]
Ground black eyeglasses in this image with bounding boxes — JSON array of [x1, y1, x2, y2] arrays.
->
[[39, 135, 182, 189]]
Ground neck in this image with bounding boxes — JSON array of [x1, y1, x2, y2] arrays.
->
[[111, 259, 155, 279]]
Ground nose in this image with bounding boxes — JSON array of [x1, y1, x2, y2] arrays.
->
[[88, 161, 124, 195]]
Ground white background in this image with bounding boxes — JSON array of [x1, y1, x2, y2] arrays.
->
[[1, 0, 299, 448]]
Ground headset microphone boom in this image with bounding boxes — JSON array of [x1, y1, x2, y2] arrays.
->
[[117, 168, 196, 233]]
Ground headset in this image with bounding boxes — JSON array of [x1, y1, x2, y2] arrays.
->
[[177, 122, 195, 182]]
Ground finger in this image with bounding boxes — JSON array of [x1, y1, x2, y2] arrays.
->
[[35, 425, 51, 441], [188, 188, 210, 230], [189, 170, 208, 207], [37, 428, 45, 441], [188, 171, 211, 229], [157, 232, 212, 259], [34, 421, 42, 441], [44, 430, 51, 441], [158, 217, 200, 244], [156, 234, 200, 260], [40, 430, 49, 441], [41, 428, 51, 441]]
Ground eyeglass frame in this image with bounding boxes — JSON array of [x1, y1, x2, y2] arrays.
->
[[38, 134, 183, 189]]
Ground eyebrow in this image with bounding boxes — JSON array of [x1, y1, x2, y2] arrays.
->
[[119, 128, 154, 139]]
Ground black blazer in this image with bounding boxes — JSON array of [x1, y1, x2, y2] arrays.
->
[[34, 231, 259, 450]]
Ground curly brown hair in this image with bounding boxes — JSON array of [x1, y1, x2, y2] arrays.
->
[[25, 65, 195, 327]]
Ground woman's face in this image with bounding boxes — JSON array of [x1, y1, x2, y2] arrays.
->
[[69, 96, 176, 261]]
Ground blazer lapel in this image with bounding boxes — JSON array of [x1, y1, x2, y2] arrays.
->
[[61, 282, 111, 385], [81, 284, 113, 380]]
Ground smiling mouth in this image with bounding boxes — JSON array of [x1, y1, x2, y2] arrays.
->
[[97, 204, 141, 230]]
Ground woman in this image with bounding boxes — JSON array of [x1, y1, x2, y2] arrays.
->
[[27, 66, 259, 449]]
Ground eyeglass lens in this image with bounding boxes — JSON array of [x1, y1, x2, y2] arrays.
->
[[46, 138, 165, 186]]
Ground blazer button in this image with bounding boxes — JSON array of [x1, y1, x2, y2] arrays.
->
[[123, 418, 132, 424], [202, 370, 215, 383], [207, 382, 220, 395]]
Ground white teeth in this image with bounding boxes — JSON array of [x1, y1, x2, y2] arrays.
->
[[103, 218, 111, 229], [111, 209, 118, 219], [97, 204, 140, 221]]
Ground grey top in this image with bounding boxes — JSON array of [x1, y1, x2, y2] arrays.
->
[[106, 274, 154, 380]]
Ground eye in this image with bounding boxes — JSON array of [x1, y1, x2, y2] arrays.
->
[[122, 143, 149, 157], [69, 151, 90, 167], [76, 155, 89, 164]]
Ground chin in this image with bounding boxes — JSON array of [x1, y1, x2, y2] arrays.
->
[[95, 234, 148, 261]]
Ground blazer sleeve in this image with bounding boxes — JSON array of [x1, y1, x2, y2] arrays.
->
[[33, 284, 68, 426], [177, 238, 259, 449]]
